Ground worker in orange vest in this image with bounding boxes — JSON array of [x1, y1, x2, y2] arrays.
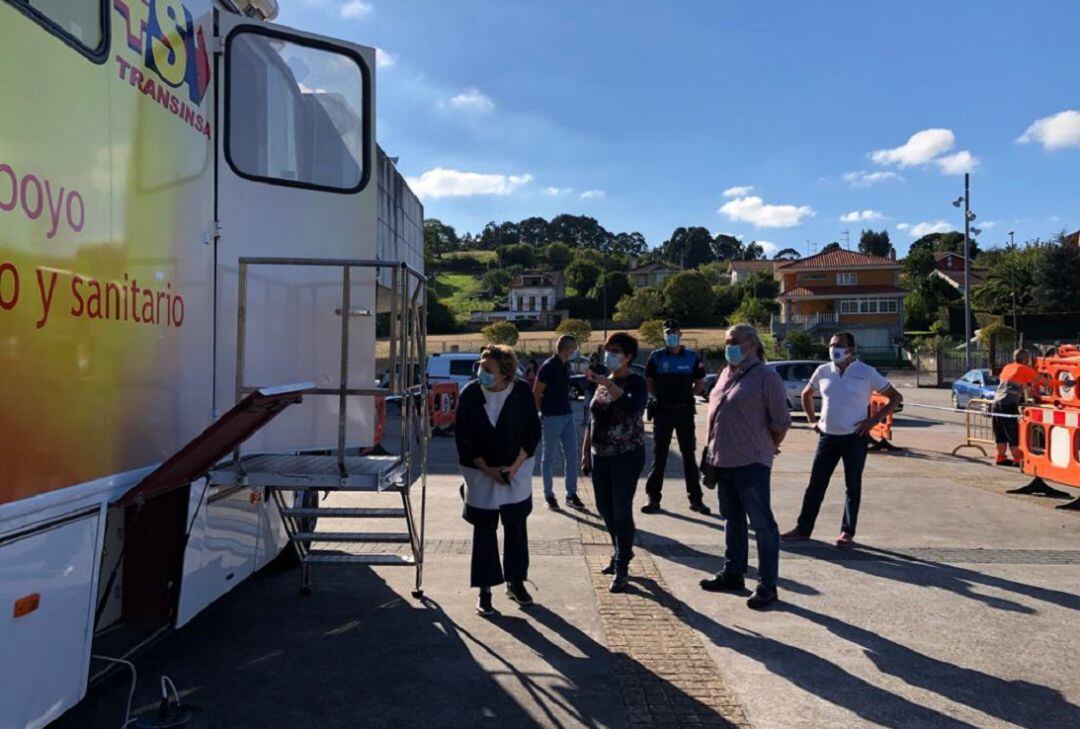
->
[[990, 348, 1038, 466]]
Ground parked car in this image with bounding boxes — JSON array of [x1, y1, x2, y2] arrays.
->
[[951, 368, 999, 408], [427, 352, 525, 392], [767, 360, 825, 412]]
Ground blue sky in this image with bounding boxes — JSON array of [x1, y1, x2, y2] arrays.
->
[[279, 1, 1080, 257]]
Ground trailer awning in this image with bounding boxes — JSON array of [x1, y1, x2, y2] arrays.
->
[[116, 383, 314, 507]]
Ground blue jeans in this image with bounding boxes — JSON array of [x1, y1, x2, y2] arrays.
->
[[592, 447, 645, 572], [715, 464, 779, 589], [796, 433, 869, 538], [540, 414, 578, 499]]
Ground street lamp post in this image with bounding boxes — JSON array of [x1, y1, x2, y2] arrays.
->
[[1008, 230, 1018, 341], [953, 174, 974, 369]]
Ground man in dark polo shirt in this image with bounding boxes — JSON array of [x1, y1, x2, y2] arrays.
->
[[534, 335, 585, 511], [643, 320, 709, 514]]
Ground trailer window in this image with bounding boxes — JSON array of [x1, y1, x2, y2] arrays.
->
[[227, 29, 370, 193], [10, 0, 105, 57]]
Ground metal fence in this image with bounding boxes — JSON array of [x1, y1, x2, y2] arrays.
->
[[915, 346, 1012, 387]]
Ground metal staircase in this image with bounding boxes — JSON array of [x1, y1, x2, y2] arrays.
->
[[208, 258, 429, 596]]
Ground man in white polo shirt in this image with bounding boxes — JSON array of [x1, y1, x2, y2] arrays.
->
[[781, 331, 902, 547]]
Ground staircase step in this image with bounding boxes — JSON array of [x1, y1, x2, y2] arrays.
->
[[292, 532, 411, 543], [303, 553, 415, 566], [265, 483, 404, 492], [281, 507, 407, 519]]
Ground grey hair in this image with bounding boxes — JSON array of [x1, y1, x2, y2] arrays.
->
[[556, 334, 577, 353], [727, 323, 766, 362]]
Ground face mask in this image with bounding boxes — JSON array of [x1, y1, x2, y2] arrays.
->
[[725, 344, 743, 366], [665, 333, 680, 348], [477, 369, 496, 389], [604, 351, 624, 371], [830, 347, 849, 364]]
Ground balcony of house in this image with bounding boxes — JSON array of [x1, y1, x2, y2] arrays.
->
[[772, 293, 903, 340]]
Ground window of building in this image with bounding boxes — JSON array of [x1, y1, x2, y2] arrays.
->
[[802, 272, 827, 281], [840, 299, 859, 314], [12, 0, 106, 57], [837, 272, 857, 286], [228, 29, 370, 192], [540, 296, 548, 311], [516, 296, 524, 311], [840, 298, 899, 314], [859, 299, 877, 313], [529, 296, 536, 311]]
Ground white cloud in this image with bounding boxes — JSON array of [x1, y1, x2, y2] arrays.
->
[[542, 186, 574, 197], [936, 150, 978, 175], [375, 48, 395, 68], [871, 128, 955, 167], [897, 220, 954, 238], [722, 185, 754, 198], [842, 170, 903, 187], [1017, 110, 1080, 151], [405, 168, 533, 199], [754, 240, 779, 256], [718, 195, 815, 229], [448, 87, 495, 113], [977, 220, 998, 230], [579, 189, 605, 200], [340, 1, 373, 19], [840, 209, 885, 223]]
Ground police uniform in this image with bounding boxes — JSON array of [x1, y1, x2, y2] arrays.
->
[[644, 346, 707, 506]]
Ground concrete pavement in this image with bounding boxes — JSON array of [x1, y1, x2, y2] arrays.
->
[[54, 393, 1080, 728]]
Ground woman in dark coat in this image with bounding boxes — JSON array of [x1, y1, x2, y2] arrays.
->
[[455, 345, 542, 616]]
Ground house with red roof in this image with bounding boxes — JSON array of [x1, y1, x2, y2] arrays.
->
[[771, 248, 906, 351]]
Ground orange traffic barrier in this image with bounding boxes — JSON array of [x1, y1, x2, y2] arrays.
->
[[1032, 346, 1080, 409], [428, 381, 458, 434], [867, 391, 901, 452], [1010, 405, 1080, 509]]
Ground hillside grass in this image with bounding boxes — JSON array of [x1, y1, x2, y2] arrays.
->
[[433, 272, 492, 321]]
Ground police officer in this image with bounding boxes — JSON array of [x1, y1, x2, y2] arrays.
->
[[642, 320, 710, 514]]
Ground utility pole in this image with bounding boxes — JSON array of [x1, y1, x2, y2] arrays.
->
[[962, 173, 972, 369], [1008, 230, 1018, 337]]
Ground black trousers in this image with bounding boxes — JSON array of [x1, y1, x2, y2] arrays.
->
[[645, 406, 701, 501], [796, 433, 869, 537], [991, 400, 1020, 446], [463, 497, 532, 589], [593, 447, 646, 571]]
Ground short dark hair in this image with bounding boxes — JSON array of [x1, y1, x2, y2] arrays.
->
[[833, 331, 856, 348], [662, 319, 681, 332], [605, 332, 639, 361]]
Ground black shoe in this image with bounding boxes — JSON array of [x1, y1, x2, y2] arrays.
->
[[566, 494, 586, 510], [476, 590, 495, 616], [609, 573, 629, 593], [506, 581, 534, 607], [689, 499, 712, 515], [747, 585, 778, 610], [600, 558, 617, 576], [640, 500, 661, 514], [545, 496, 560, 511], [699, 572, 746, 592]]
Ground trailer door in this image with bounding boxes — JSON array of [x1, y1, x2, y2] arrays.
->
[[213, 13, 378, 454]]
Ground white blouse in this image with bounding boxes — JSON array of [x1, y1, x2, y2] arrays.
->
[[462, 383, 534, 510]]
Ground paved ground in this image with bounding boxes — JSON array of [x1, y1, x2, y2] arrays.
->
[[55, 382, 1080, 729]]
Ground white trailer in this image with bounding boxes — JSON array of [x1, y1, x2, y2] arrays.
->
[[0, 2, 427, 727]]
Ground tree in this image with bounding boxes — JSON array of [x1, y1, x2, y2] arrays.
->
[[497, 244, 535, 268], [557, 295, 603, 320], [638, 320, 666, 349], [661, 226, 715, 269], [556, 318, 592, 347], [782, 329, 815, 358], [548, 214, 613, 249], [712, 233, 744, 261], [909, 231, 977, 257], [592, 271, 633, 318], [482, 321, 519, 346], [424, 219, 459, 258], [426, 292, 456, 334], [1031, 238, 1080, 312], [712, 284, 742, 321], [610, 231, 648, 256], [696, 260, 730, 285], [614, 287, 665, 324], [478, 220, 521, 250], [565, 258, 602, 295], [517, 216, 550, 245], [729, 297, 775, 328], [822, 242, 842, 252], [773, 247, 801, 260], [858, 229, 892, 258], [544, 242, 573, 268], [663, 271, 717, 326], [742, 241, 765, 260], [739, 270, 779, 300], [972, 246, 1038, 315], [481, 269, 513, 297]]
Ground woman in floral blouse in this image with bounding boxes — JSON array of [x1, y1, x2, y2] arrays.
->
[[581, 332, 648, 592]]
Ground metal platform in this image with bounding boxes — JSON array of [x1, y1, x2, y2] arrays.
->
[[208, 453, 408, 490]]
